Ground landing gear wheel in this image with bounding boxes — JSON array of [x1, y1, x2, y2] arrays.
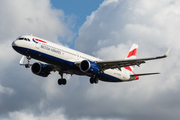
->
[[90, 77, 94, 84], [25, 64, 30, 68], [58, 78, 67, 85], [24, 56, 31, 68], [58, 71, 67, 85], [58, 79, 62, 85], [62, 79, 67, 85], [94, 77, 99, 84], [90, 75, 99, 84]]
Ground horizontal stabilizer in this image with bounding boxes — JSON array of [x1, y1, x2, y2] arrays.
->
[[131, 72, 160, 77]]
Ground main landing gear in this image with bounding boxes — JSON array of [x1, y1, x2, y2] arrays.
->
[[58, 71, 67, 85], [90, 75, 99, 84], [58, 78, 67, 85]]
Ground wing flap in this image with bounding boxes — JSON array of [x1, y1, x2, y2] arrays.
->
[[96, 47, 170, 70]]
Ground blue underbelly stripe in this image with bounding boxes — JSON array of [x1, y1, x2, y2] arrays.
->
[[13, 46, 123, 82]]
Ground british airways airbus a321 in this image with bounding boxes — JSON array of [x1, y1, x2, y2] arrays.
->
[[12, 35, 170, 85]]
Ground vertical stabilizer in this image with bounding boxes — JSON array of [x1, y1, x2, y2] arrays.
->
[[124, 44, 138, 72], [125, 44, 138, 60]]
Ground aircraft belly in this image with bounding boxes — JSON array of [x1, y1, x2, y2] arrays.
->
[[13, 46, 124, 82], [97, 71, 123, 82]]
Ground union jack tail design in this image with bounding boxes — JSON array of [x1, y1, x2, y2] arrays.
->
[[124, 44, 138, 72]]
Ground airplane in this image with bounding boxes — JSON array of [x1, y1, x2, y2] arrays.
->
[[12, 35, 171, 85]]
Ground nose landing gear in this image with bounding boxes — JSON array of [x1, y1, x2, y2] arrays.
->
[[25, 56, 31, 68], [19, 55, 32, 68]]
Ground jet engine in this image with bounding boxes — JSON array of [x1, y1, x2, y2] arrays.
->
[[79, 60, 99, 73], [31, 62, 50, 77]]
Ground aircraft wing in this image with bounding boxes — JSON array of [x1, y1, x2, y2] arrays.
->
[[95, 47, 171, 71]]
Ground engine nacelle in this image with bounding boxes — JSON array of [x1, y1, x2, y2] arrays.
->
[[79, 60, 99, 73], [31, 62, 50, 77]]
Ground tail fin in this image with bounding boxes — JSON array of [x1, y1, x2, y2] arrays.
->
[[125, 44, 138, 59], [124, 44, 138, 72]]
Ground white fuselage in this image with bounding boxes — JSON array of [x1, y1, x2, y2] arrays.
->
[[12, 35, 136, 82]]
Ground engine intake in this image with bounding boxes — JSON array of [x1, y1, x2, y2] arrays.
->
[[31, 62, 50, 77], [79, 60, 99, 73]]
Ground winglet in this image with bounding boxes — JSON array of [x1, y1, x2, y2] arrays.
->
[[19, 56, 25, 65], [165, 47, 171, 57], [156, 47, 171, 59]]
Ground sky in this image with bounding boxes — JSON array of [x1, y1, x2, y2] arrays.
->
[[0, 0, 180, 120], [51, 0, 104, 30], [50, 0, 104, 47]]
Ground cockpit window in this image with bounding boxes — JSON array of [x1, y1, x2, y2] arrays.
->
[[17, 37, 30, 42], [18, 37, 24, 40], [24, 38, 30, 41]]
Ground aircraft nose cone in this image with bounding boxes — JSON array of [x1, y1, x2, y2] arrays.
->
[[12, 41, 17, 49], [12, 40, 19, 51], [12, 41, 16, 47]]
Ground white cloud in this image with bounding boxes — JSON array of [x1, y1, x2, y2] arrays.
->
[[74, 0, 180, 119], [0, 0, 76, 119], [0, 84, 14, 95], [101, 0, 118, 7], [0, 0, 75, 43], [1, 109, 66, 120], [1, 0, 180, 120]]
